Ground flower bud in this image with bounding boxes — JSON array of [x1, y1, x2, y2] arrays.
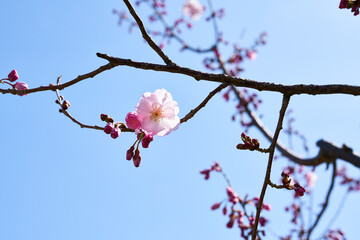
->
[[133, 149, 141, 167], [211, 202, 221, 210], [100, 114, 108, 121], [104, 122, 114, 134], [126, 146, 135, 161], [8, 69, 19, 82], [141, 134, 153, 148], [13, 82, 28, 96], [110, 127, 121, 139], [125, 112, 141, 130], [62, 100, 70, 110]]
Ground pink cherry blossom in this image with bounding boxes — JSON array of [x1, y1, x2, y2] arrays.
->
[[246, 50, 257, 60], [135, 89, 180, 137], [305, 171, 317, 188], [182, 0, 205, 21]]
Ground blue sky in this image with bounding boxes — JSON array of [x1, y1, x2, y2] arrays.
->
[[1, 0, 360, 239]]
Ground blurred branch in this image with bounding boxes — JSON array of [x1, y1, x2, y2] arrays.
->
[[306, 160, 337, 240], [252, 94, 291, 240]]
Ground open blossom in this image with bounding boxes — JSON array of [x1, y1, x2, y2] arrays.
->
[[305, 171, 317, 188], [182, 0, 205, 20], [246, 50, 257, 60], [135, 89, 180, 137]]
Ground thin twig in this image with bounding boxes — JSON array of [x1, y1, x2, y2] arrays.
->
[[122, 0, 174, 66], [320, 192, 348, 238], [251, 94, 291, 240], [306, 160, 337, 240], [180, 83, 228, 123], [54, 80, 134, 132]]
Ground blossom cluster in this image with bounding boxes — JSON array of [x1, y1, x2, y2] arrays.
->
[[201, 162, 270, 239], [0, 70, 28, 96], [336, 165, 360, 192], [281, 170, 306, 197], [102, 89, 179, 168], [339, 0, 360, 16], [236, 132, 260, 151]]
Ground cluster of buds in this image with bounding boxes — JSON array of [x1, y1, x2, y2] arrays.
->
[[125, 131, 153, 168], [336, 165, 360, 192], [55, 96, 71, 113], [0, 69, 28, 96], [339, 0, 360, 16], [324, 229, 346, 240], [285, 203, 301, 225], [281, 170, 306, 197], [201, 162, 270, 239], [200, 161, 221, 180], [236, 132, 260, 151], [211, 187, 269, 239], [101, 114, 123, 139]]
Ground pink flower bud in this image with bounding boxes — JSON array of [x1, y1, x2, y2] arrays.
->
[[200, 169, 210, 180], [126, 146, 135, 160], [100, 114, 108, 121], [211, 202, 221, 210], [141, 134, 153, 148], [104, 122, 114, 134], [246, 50, 257, 60], [133, 149, 141, 167], [259, 217, 267, 227], [13, 82, 28, 96], [222, 206, 227, 215], [125, 112, 141, 130], [110, 127, 121, 139], [8, 69, 19, 82]]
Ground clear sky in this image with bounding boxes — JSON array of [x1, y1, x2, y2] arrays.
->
[[1, 0, 360, 239]]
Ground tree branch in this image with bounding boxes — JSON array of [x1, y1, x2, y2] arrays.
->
[[306, 160, 337, 240], [180, 83, 228, 124], [252, 94, 291, 240], [122, 0, 175, 66]]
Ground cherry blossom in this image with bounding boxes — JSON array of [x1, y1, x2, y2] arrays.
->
[[182, 0, 205, 21], [305, 171, 317, 188], [135, 89, 180, 137]]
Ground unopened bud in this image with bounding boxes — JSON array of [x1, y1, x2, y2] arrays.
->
[[126, 146, 135, 161], [100, 114, 108, 121]]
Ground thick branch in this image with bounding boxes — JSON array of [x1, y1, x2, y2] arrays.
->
[[252, 94, 291, 240], [96, 53, 360, 96]]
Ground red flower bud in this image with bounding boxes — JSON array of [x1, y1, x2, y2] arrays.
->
[[8, 69, 19, 82], [211, 202, 221, 210]]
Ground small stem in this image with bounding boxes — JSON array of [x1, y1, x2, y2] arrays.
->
[[251, 94, 291, 240], [180, 83, 228, 124], [306, 160, 337, 240], [122, 0, 174, 66]]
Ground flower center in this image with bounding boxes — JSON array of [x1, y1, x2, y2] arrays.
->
[[150, 105, 164, 122]]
